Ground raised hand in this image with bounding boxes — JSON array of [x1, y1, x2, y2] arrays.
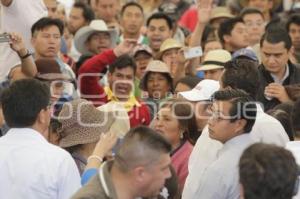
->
[[196, 0, 213, 25], [113, 39, 137, 57], [9, 32, 27, 56]]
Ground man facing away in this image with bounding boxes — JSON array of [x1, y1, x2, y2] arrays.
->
[[0, 79, 81, 199], [72, 126, 172, 199]]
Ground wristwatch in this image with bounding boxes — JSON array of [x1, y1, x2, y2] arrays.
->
[[18, 49, 32, 59]]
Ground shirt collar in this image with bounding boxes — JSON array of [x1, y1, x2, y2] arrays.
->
[[105, 86, 140, 111], [5, 128, 47, 142], [218, 134, 252, 158], [270, 64, 289, 84]]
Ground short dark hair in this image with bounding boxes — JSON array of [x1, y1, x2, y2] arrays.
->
[[121, 2, 144, 17], [115, 126, 172, 172], [260, 28, 292, 50], [221, 58, 259, 99], [175, 76, 203, 90], [146, 12, 173, 30], [218, 17, 244, 44], [268, 102, 294, 141], [109, 54, 137, 74], [239, 143, 298, 199], [240, 7, 264, 20], [286, 14, 300, 32], [31, 17, 64, 36], [1, 79, 50, 128], [212, 89, 257, 133], [73, 2, 95, 23]]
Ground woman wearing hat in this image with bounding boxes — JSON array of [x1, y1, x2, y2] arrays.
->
[[140, 60, 174, 119], [154, 98, 197, 193], [57, 99, 115, 175]]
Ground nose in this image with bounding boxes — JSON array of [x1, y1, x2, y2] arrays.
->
[[268, 55, 276, 64]]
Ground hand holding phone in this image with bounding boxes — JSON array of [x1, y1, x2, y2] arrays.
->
[[0, 33, 10, 43], [184, 46, 203, 59]]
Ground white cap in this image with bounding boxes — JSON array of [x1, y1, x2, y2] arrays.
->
[[179, 79, 220, 102]]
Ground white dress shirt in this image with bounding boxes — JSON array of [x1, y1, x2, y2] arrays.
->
[[0, 128, 81, 199], [182, 103, 289, 199], [194, 134, 254, 199]]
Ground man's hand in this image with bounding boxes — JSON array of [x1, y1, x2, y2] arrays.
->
[[196, 0, 213, 25], [264, 83, 291, 102], [113, 39, 137, 57], [9, 32, 27, 57]]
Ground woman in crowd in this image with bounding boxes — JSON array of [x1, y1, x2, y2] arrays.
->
[[57, 98, 114, 175], [154, 98, 198, 192], [140, 60, 174, 119]]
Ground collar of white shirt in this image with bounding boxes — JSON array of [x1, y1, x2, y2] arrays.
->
[[5, 128, 47, 143]]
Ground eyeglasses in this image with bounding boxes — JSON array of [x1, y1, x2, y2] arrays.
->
[[209, 111, 235, 122]]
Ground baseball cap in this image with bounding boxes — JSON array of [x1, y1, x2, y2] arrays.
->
[[179, 79, 220, 102]]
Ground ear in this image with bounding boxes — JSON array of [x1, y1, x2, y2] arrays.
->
[[31, 37, 36, 47], [38, 108, 49, 125], [223, 35, 231, 44], [234, 119, 247, 135], [133, 166, 147, 183], [239, 183, 245, 199]]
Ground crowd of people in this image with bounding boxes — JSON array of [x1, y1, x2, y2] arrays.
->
[[1, 0, 300, 198]]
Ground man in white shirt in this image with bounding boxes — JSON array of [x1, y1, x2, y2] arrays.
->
[[194, 89, 257, 198], [0, 78, 81, 199], [182, 58, 289, 199], [0, 0, 47, 81]]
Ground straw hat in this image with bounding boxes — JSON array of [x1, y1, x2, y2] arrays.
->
[[210, 7, 234, 22], [58, 99, 115, 148], [74, 20, 118, 55], [238, 0, 282, 11], [140, 60, 172, 90], [157, 38, 183, 59], [97, 101, 130, 138], [198, 49, 231, 71]]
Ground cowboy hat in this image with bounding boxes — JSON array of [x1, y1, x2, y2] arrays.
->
[[74, 20, 118, 55]]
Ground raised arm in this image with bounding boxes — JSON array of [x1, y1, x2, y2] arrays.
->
[[9, 32, 37, 77]]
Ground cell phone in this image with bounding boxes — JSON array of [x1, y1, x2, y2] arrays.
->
[[0, 33, 10, 43], [184, 46, 203, 59]]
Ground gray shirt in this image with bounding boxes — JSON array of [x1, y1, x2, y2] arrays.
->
[[193, 134, 254, 199]]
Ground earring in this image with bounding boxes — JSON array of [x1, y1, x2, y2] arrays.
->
[[180, 131, 184, 139]]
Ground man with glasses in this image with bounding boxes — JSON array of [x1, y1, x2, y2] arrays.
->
[[240, 8, 265, 47], [194, 89, 257, 198], [182, 58, 289, 199]]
